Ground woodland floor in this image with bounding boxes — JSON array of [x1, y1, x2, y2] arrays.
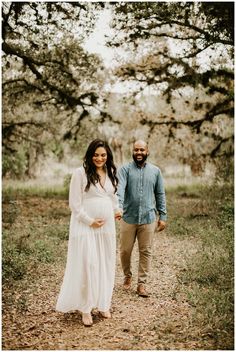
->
[[2, 194, 234, 350]]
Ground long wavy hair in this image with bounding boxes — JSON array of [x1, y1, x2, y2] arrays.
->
[[83, 139, 118, 193]]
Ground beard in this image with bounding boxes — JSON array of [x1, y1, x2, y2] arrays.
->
[[133, 153, 148, 165]]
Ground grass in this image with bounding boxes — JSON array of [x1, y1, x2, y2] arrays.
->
[[2, 173, 71, 201], [166, 181, 234, 347], [2, 184, 68, 201], [2, 187, 70, 287]]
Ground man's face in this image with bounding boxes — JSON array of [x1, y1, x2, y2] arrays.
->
[[132, 142, 149, 165]]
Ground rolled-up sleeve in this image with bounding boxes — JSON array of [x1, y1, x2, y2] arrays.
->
[[69, 168, 94, 226]]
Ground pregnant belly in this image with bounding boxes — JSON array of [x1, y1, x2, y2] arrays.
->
[[83, 197, 113, 221]]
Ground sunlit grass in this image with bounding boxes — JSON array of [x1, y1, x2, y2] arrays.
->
[[2, 184, 68, 200]]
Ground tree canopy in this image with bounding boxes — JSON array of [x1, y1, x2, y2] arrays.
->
[[2, 2, 234, 178], [106, 2, 234, 172], [2, 2, 110, 176]]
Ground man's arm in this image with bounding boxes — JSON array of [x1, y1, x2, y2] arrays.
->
[[117, 165, 129, 211], [154, 169, 167, 230]]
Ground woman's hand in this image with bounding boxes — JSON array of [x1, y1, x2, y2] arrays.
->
[[90, 218, 105, 228], [115, 210, 123, 220]]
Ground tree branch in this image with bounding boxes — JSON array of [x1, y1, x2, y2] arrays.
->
[[210, 136, 234, 157]]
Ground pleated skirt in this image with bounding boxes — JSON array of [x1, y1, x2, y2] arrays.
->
[[56, 197, 116, 314]]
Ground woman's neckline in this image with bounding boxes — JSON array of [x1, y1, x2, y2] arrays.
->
[[96, 168, 107, 189]]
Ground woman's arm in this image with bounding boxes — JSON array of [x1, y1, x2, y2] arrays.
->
[[69, 168, 94, 226]]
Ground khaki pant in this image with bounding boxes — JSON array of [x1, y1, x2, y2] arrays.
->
[[119, 219, 156, 284]]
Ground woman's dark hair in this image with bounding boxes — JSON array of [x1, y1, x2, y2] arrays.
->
[[83, 139, 118, 193]]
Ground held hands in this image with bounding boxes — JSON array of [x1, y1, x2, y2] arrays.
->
[[91, 218, 105, 228], [115, 210, 123, 221], [157, 220, 166, 232]]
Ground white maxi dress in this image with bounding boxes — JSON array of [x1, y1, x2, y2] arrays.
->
[[56, 166, 119, 314]]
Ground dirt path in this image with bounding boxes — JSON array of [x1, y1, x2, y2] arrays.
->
[[4, 193, 229, 350], [3, 225, 213, 350]]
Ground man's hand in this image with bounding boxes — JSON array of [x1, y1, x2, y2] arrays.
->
[[90, 218, 105, 228], [157, 220, 166, 232]]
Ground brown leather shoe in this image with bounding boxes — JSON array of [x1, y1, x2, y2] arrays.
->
[[137, 284, 149, 297], [123, 276, 132, 290]]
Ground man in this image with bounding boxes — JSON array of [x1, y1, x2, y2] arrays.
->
[[117, 140, 167, 297]]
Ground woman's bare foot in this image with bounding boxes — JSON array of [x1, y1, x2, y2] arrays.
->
[[82, 313, 93, 326], [100, 310, 111, 318]]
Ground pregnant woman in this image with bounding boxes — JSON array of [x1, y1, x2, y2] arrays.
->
[[56, 139, 122, 326]]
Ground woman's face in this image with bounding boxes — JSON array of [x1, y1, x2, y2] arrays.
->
[[92, 147, 107, 169]]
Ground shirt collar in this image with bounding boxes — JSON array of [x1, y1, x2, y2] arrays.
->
[[133, 160, 147, 169]]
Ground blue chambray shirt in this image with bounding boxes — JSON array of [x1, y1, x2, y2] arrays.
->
[[117, 161, 167, 224]]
